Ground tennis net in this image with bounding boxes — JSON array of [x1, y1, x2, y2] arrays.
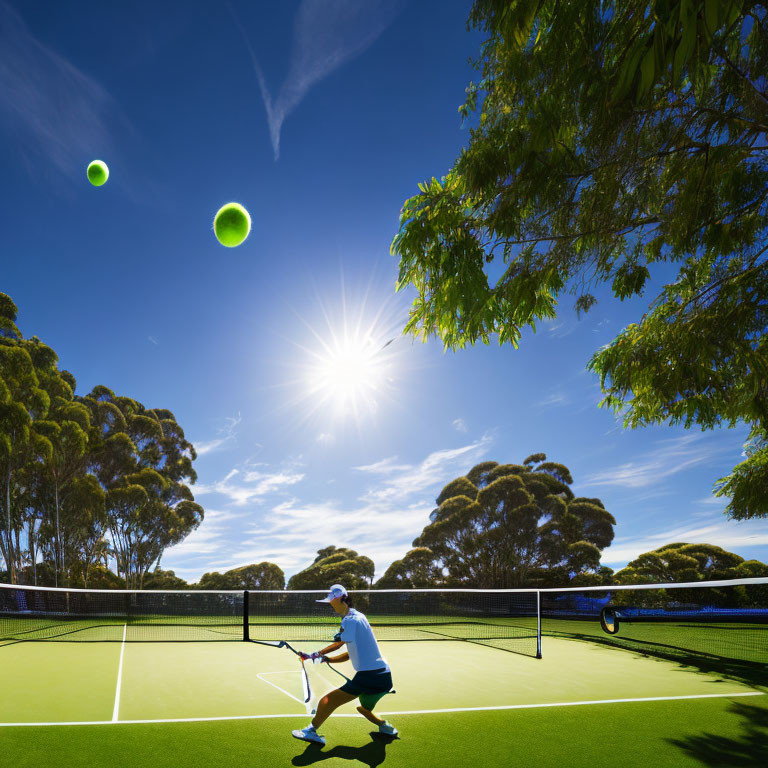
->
[[2, 579, 766, 670], [0, 583, 540, 656]]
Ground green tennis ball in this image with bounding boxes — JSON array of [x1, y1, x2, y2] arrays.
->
[[87, 160, 109, 187], [214, 202, 251, 247]]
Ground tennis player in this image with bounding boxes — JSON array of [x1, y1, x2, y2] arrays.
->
[[291, 584, 397, 745]]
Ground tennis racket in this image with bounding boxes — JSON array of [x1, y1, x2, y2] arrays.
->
[[299, 657, 312, 707], [248, 640, 314, 711], [247, 639, 302, 653]]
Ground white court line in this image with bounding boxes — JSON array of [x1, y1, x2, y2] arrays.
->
[[256, 671, 304, 705], [374, 691, 766, 715], [0, 691, 762, 727], [112, 624, 127, 722]]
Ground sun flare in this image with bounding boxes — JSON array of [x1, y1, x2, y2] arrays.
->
[[309, 333, 393, 411], [285, 283, 405, 429]]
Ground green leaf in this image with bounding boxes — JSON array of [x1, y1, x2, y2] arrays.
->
[[704, 0, 719, 35], [653, 27, 664, 73], [638, 46, 656, 98], [672, 36, 687, 84], [613, 41, 646, 102], [679, 14, 697, 70]]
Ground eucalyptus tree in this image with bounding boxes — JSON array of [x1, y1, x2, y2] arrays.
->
[[392, 1, 768, 519], [197, 563, 285, 590], [0, 294, 205, 587], [59, 474, 107, 587], [81, 386, 203, 588], [288, 546, 376, 590], [375, 547, 445, 588], [614, 542, 768, 606], [410, 456, 615, 587], [143, 567, 189, 590], [0, 337, 55, 582], [0, 293, 19, 341], [615, 542, 768, 583], [33, 369, 93, 585], [0, 294, 15, 576]]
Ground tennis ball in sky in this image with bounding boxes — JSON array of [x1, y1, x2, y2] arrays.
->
[[214, 202, 251, 247], [87, 160, 109, 187]]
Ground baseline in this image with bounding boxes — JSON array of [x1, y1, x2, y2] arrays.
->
[[0, 690, 761, 727]]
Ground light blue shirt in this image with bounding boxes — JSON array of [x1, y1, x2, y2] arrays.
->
[[339, 609, 390, 672]]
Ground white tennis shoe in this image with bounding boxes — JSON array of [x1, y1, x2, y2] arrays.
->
[[378, 721, 398, 736], [291, 726, 325, 745]]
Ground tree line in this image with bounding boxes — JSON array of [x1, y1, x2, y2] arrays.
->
[[0, 293, 203, 589], [35, 456, 764, 592]]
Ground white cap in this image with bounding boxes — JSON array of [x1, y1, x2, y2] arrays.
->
[[316, 584, 348, 603]]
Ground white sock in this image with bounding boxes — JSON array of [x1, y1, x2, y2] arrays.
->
[[307, 724, 316, 730]]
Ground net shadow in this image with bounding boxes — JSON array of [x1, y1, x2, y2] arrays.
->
[[547, 627, 768, 689]]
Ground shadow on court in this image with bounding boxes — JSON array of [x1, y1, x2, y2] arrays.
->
[[547, 629, 768, 690], [668, 701, 768, 766], [292, 733, 398, 767]]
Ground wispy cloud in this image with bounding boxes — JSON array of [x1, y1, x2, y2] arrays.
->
[[535, 392, 570, 409], [169, 487, 433, 578], [242, 467, 306, 494], [452, 418, 468, 433], [246, 496, 435, 577], [581, 433, 736, 490], [0, 2, 114, 178], [165, 508, 249, 558], [166, 437, 494, 580], [592, 317, 612, 333], [148, 336, 159, 346], [695, 494, 729, 507], [354, 456, 412, 475], [544, 319, 577, 338], [194, 415, 242, 457], [193, 463, 305, 506], [358, 437, 493, 505], [230, 0, 403, 159]]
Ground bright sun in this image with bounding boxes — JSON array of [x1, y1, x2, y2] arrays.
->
[[284, 282, 405, 428], [307, 331, 395, 417], [281, 280, 406, 432], [310, 336, 390, 410]]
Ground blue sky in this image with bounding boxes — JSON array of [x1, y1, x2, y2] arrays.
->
[[2, 0, 766, 583]]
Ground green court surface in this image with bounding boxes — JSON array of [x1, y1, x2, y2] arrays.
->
[[1, 635, 766, 766]]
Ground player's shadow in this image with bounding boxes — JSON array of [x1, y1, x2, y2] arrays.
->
[[292, 733, 398, 768]]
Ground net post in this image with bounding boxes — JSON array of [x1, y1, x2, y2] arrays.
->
[[536, 590, 542, 659], [243, 590, 249, 642]]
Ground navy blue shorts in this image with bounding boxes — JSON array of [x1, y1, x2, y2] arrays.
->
[[340, 668, 393, 698]]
